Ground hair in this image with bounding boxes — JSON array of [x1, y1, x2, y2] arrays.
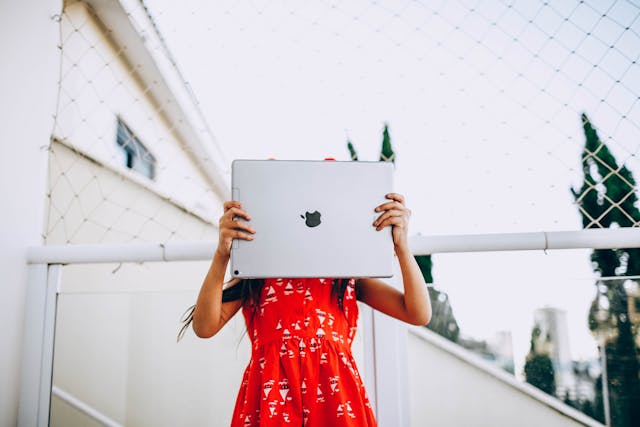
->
[[177, 278, 355, 342]]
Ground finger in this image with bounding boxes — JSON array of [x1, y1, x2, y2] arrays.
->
[[224, 206, 251, 221], [228, 230, 254, 241], [230, 220, 256, 234], [385, 193, 405, 204], [220, 217, 253, 233], [223, 200, 242, 211], [374, 201, 406, 213], [373, 210, 404, 227], [376, 216, 406, 231]]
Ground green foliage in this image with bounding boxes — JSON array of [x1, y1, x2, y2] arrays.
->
[[379, 124, 395, 163], [416, 255, 460, 342], [524, 324, 556, 395], [415, 254, 433, 284], [603, 310, 640, 427], [347, 140, 358, 161], [415, 255, 460, 342], [524, 353, 556, 396], [425, 285, 460, 342], [562, 392, 597, 420], [593, 375, 607, 424], [580, 399, 596, 421], [572, 113, 640, 426], [571, 113, 640, 278], [346, 124, 395, 164]]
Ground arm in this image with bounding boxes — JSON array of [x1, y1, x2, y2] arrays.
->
[[192, 201, 256, 338], [356, 193, 432, 326]]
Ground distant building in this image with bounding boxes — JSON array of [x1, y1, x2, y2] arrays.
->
[[532, 307, 575, 399], [488, 331, 515, 374], [458, 330, 515, 374], [571, 359, 599, 404]]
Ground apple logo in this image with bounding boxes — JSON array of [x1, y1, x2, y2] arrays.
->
[[300, 211, 321, 227]]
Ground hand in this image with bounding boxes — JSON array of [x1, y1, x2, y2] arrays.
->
[[373, 193, 411, 252], [216, 201, 256, 258]]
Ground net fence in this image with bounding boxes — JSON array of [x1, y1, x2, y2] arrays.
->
[[47, 0, 640, 244], [46, 0, 228, 244], [44, 0, 640, 426]]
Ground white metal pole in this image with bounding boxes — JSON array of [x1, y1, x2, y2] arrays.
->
[[361, 304, 377, 413], [409, 228, 640, 255], [370, 260, 409, 427], [26, 228, 640, 265], [600, 336, 611, 427], [18, 264, 61, 427], [18, 264, 47, 427], [51, 385, 124, 427], [40, 265, 60, 425], [21, 227, 640, 427]]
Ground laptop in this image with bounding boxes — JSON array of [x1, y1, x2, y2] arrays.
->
[[230, 159, 395, 279]]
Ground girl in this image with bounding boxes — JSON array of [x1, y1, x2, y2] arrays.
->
[[187, 193, 431, 426]]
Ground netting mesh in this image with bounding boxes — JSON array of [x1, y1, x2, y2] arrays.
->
[[42, 1, 640, 425], [45, 0, 640, 244], [46, 0, 227, 244]]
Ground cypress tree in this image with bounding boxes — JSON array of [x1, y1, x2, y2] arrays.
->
[[347, 140, 358, 161], [571, 113, 640, 426], [379, 123, 395, 163]]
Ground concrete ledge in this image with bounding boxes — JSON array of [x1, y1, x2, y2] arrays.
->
[[408, 326, 604, 427]]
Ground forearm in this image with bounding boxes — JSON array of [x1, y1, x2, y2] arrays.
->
[[192, 251, 229, 337], [396, 245, 432, 325]]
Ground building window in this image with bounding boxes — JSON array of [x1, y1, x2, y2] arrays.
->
[[116, 118, 156, 180]]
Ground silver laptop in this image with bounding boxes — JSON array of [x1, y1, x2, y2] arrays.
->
[[230, 159, 395, 279]]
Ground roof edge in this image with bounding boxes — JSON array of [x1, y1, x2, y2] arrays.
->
[[80, 0, 230, 200]]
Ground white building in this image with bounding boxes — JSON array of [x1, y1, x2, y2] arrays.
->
[[2, 0, 230, 425]]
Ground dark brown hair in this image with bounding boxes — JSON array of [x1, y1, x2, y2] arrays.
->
[[177, 278, 355, 341], [226, 278, 353, 309]]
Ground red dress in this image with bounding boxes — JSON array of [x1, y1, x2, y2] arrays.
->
[[230, 278, 377, 426]]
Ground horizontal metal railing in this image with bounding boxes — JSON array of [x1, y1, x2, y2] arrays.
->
[[52, 385, 123, 427], [26, 228, 640, 265]]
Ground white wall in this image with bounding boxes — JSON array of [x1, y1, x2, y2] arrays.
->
[[407, 327, 603, 427], [50, 261, 244, 427], [49, 261, 366, 426], [50, 0, 223, 236], [45, 141, 218, 243], [1, 1, 226, 425], [0, 0, 62, 425]]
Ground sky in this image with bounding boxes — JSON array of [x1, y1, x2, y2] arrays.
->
[[143, 0, 640, 377]]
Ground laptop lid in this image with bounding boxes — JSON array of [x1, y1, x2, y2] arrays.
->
[[230, 159, 394, 279]]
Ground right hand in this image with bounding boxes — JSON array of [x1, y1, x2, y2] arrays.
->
[[216, 200, 256, 258]]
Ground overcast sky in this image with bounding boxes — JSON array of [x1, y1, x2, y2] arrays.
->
[[144, 0, 640, 376]]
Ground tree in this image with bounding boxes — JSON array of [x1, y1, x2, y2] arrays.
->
[[524, 325, 556, 395], [346, 123, 394, 163], [347, 140, 358, 161], [379, 124, 395, 163], [571, 113, 640, 426]]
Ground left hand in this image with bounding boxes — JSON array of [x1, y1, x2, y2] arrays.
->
[[373, 193, 411, 251]]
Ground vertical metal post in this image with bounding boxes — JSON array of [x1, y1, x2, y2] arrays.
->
[[600, 336, 611, 427], [371, 310, 409, 427], [361, 304, 378, 413], [366, 260, 409, 427], [18, 264, 60, 427]]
